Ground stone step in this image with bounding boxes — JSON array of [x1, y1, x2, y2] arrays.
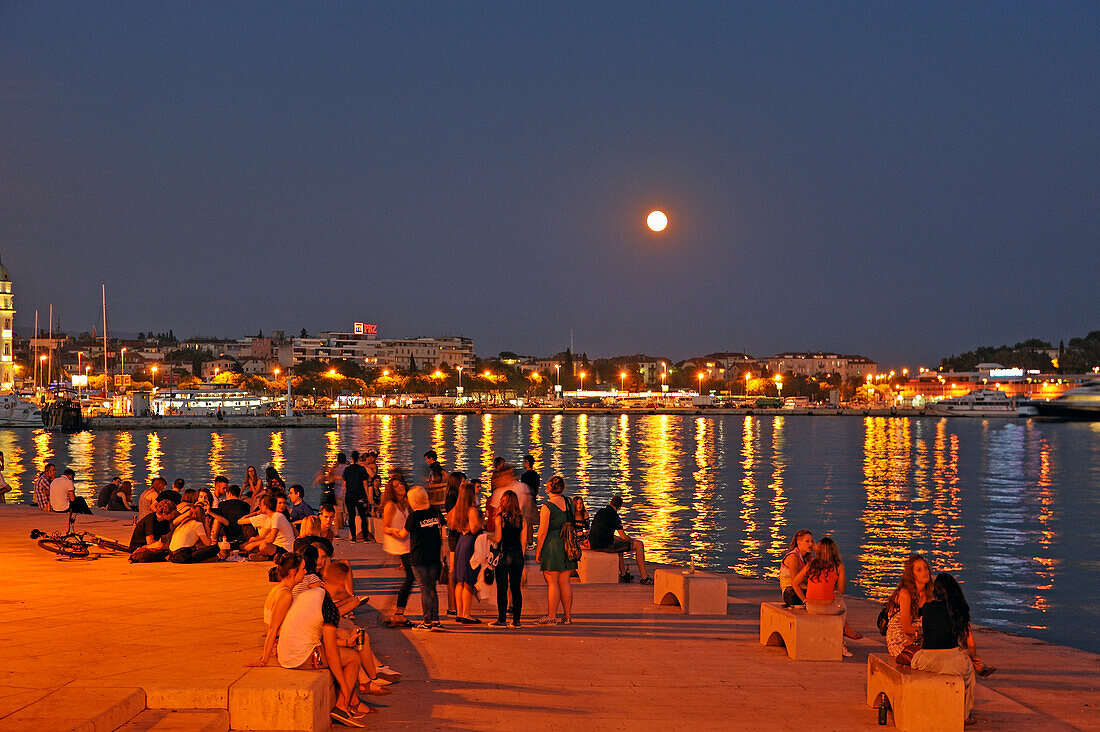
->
[[0, 684, 145, 732], [115, 708, 230, 732]]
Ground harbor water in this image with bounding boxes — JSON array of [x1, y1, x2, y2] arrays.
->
[[3, 413, 1097, 653]]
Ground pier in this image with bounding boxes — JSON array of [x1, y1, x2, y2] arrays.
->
[[84, 414, 336, 430]]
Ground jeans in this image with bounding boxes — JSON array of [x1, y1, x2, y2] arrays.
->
[[396, 554, 415, 610], [411, 563, 442, 623], [496, 549, 524, 623], [168, 545, 221, 564], [346, 496, 371, 539]]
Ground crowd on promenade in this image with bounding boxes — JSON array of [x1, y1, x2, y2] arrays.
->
[[23, 447, 998, 727]]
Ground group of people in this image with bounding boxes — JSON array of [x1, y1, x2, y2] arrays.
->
[[779, 530, 994, 725]]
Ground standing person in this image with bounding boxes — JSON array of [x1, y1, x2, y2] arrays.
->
[[50, 468, 92, 514], [343, 451, 371, 542], [33, 463, 56, 511], [490, 490, 527, 628], [588, 495, 651, 584], [380, 475, 414, 628], [424, 451, 447, 510], [453, 503, 484, 624], [910, 573, 978, 725], [399, 486, 446, 631], [326, 452, 348, 533], [535, 475, 577, 625], [445, 475, 472, 617], [519, 455, 540, 539], [792, 537, 854, 657], [362, 450, 380, 515]]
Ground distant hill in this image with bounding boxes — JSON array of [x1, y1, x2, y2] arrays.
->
[[940, 331, 1099, 373]]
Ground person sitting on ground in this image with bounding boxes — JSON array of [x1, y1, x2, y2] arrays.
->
[[138, 477, 167, 520], [159, 478, 184, 505], [792, 536, 853, 657], [571, 496, 590, 546], [909, 573, 978, 725], [266, 465, 287, 494], [243, 465, 265, 508], [108, 480, 137, 511], [252, 552, 306, 666], [211, 484, 252, 548], [128, 499, 177, 561], [288, 484, 316, 523], [97, 477, 122, 508], [491, 490, 527, 629], [318, 503, 339, 542], [275, 565, 369, 725], [240, 494, 295, 561], [298, 515, 323, 541], [588, 495, 650, 584], [168, 504, 226, 563], [50, 468, 92, 514], [33, 463, 56, 512]]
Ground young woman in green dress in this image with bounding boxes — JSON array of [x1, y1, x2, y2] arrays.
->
[[535, 475, 577, 624]]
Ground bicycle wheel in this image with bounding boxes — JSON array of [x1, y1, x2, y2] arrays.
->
[[90, 536, 131, 553], [37, 537, 91, 558]]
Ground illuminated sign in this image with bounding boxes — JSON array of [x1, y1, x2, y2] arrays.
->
[[353, 322, 378, 335], [989, 368, 1024, 378]]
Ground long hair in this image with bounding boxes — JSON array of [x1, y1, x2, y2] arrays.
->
[[787, 529, 812, 552], [266, 466, 285, 490], [445, 471, 465, 510], [499, 490, 522, 528], [806, 537, 841, 582], [933, 573, 972, 645], [299, 516, 322, 537], [382, 473, 409, 510], [888, 555, 932, 616], [449, 482, 476, 533]]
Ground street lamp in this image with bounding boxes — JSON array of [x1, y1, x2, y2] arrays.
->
[[151, 365, 158, 390], [775, 375, 783, 403], [619, 371, 626, 393], [457, 366, 463, 392], [39, 354, 47, 392], [555, 363, 560, 387], [120, 347, 127, 394], [578, 371, 586, 392], [77, 352, 84, 401], [697, 371, 704, 394]]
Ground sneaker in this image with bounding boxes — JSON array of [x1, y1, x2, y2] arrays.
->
[[413, 622, 433, 631], [446, 610, 457, 616], [369, 676, 391, 686], [330, 706, 365, 728], [640, 576, 653, 585], [535, 616, 556, 625], [248, 551, 269, 562], [842, 645, 853, 658], [375, 665, 401, 682], [489, 620, 509, 628], [510, 621, 523, 629], [430, 621, 447, 632]]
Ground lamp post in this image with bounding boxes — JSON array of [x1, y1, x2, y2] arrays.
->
[[77, 351, 83, 401], [120, 347, 127, 394], [620, 371, 626, 393], [457, 366, 463, 392], [697, 371, 704, 395], [151, 365, 158, 390], [39, 354, 47, 392], [775, 375, 783, 403], [578, 371, 586, 392]]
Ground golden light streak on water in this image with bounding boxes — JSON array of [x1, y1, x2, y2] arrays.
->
[[146, 431, 163, 479], [209, 432, 226, 481], [377, 414, 395, 479], [479, 413, 494, 483], [635, 414, 681, 564], [270, 431, 285, 476], [575, 413, 591, 488], [1030, 435, 1056, 625], [113, 431, 135, 484], [66, 431, 95, 497], [768, 416, 788, 558], [0, 432, 26, 502], [690, 417, 720, 564], [527, 413, 542, 469], [549, 414, 564, 480], [33, 431, 51, 476], [736, 416, 760, 576], [613, 413, 631, 493], [431, 413, 445, 465], [453, 415, 468, 472], [324, 430, 339, 468]]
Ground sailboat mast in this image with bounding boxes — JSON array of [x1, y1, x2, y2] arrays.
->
[[102, 284, 109, 394], [32, 310, 39, 390], [47, 304, 53, 389]]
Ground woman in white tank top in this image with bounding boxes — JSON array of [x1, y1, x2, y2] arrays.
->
[[250, 554, 306, 667], [381, 475, 415, 627]]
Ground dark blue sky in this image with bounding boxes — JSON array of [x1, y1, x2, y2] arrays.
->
[[2, 2, 1097, 366]]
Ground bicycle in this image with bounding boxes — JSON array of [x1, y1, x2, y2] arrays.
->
[[30, 511, 131, 558]]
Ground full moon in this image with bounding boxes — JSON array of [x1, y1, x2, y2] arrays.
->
[[646, 210, 668, 232]]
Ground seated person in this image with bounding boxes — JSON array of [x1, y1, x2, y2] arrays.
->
[[97, 477, 122, 508], [108, 480, 137, 511], [50, 468, 92, 514], [288, 484, 316, 522], [251, 553, 306, 667], [168, 504, 225, 563], [239, 494, 295, 560], [588, 495, 651, 584], [909, 573, 978, 725], [571, 496, 590, 547], [211, 484, 252, 548], [318, 504, 339, 541], [128, 499, 177, 561]]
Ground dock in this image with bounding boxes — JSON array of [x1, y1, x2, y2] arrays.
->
[[85, 414, 336, 430]]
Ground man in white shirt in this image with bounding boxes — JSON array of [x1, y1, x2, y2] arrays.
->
[[50, 468, 92, 514], [239, 494, 295, 560], [168, 504, 224, 563]]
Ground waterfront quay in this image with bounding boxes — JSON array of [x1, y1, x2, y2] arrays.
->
[[3, 506, 1097, 731], [83, 414, 336, 430]]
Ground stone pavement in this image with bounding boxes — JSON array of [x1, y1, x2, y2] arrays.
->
[[2, 504, 1098, 731]]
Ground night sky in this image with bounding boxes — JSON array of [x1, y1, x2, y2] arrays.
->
[[2, 3, 1097, 366]]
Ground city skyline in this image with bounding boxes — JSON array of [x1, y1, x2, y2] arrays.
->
[[3, 4, 1098, 366]]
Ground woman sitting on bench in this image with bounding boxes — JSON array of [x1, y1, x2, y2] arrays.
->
[[792, 537, 853, 657], [909, 573, 977, 726]]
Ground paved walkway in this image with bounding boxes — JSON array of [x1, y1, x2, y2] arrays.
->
[[2, 504, 1098, 731]]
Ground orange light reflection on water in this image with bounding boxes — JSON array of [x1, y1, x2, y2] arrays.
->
[[113, 431, 135, 485], [635, 414, 682, 565], [270, 431, 285, 476], [0, 431, 27, 501], [689, 417, 721, 565], [431, 414, 445, 466], [209, 432, 226, 481], [768, 416, 787, 559], [735, 416, 760, 576], [146, 432, 163, 481]]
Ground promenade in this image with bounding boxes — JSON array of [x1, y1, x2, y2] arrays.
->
[[2, 505, 1097, 731]]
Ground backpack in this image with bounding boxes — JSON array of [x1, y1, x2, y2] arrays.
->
[[560, 499, 581, 562]]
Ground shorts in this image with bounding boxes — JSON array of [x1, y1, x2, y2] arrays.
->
[[593, 538, 632, 554]]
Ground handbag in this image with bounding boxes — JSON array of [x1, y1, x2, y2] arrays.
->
[[894, 641, 921, 667], [876, 604, 890, 636], [561, 507, 581, 562]]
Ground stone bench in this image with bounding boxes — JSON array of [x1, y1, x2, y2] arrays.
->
[[578, 548, 621, 583], [653, 568, 728, 615], [759, 602, 844, 661], [228, 667, 335, 732], [866, 653, 966, 732]]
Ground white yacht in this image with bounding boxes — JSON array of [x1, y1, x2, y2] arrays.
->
[[929, 389, 1018, 417], [0, 393, 44, 427], [1030, 379, 1100, 421], [151, 385, 274, 416]]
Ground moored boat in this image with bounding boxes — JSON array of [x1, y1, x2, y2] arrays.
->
[[0, 393, 43, 427], [928, 388, 1018, 417], [1030, 379, 1100, 421]]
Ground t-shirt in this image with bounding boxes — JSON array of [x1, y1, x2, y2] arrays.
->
[[96, 484, 116, 508], [277, 587, 341, 668], [405, 507, 444, 566], [919, 600, 959, 650], [169, 519, 209, 551], [289, 500, 315, 522], [343, 463, 368, 501], [589, 506, 623, 550], [137, 488, 159, 520], [129, 512, 170, 550], [250, 511, 295, 551], [49, 477, 73, 511], [520, 470, 540, 497], [214, 498, 252, 542]]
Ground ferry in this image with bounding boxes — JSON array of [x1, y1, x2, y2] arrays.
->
[[1030, 379, 1100, 421], [150, 385, 276, 416], [928, 389, 1017, 417], [0, 393, 43, 427]]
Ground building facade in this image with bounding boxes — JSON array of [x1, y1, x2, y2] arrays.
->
[[762, 352, 877, 381], [0, 257, 14, 390]]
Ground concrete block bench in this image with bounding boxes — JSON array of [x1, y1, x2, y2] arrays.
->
[[759, 602, 843, 661], [866, 653, 965, 732], [229, 667, 335, 731], [578, 548, 621, 583], [653, 568, 728, 615]]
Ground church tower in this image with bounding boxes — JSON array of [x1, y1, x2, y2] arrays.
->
[[0, 256, 14, 390]]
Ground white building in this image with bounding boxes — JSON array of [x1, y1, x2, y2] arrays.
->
[[0, 257, 13, 390], [290, 328, 475, 372], [762, 352, 877, 381]]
